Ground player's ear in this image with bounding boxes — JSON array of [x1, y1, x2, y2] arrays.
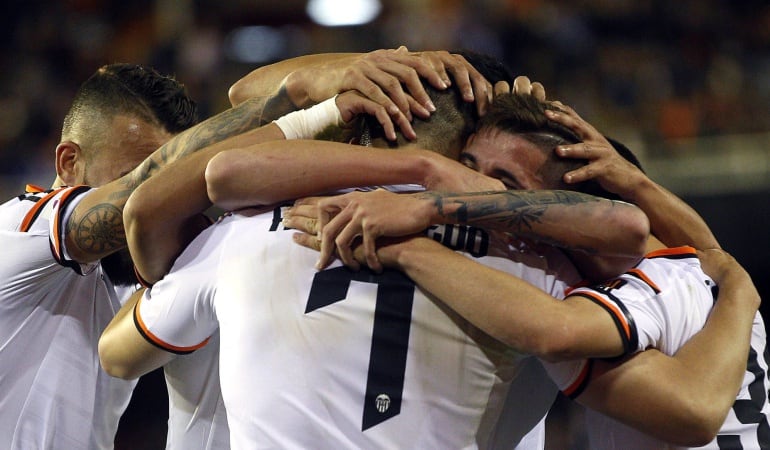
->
[[465, 132, 477, 146], [55, 141, 84, 186]]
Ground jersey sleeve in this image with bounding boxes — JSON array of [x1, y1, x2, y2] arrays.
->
[[132, 234, 221, 354], [539, 358, 593, 400], [46, 185, 98, 275]]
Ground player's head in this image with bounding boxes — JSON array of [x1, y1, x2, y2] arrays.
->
[[362, 51, 512, 160], [460, 94, 642, 199], [56, 63, 198, 187]]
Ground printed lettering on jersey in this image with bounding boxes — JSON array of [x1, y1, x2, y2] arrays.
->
[[425, 224, 489, 258]]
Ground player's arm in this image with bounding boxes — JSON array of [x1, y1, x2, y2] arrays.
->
[[98, 289, 177, 379], [574, 249, 759, 445], [547, 103, 720, 251], [126, 90, 408, 285], [285, 188, 648, 274], [229, 47, 492, 117], [64, 93, 291, 265], [292, 231, 627, 360]]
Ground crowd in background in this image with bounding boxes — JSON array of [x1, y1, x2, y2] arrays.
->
[[1, 0, 769, 198]]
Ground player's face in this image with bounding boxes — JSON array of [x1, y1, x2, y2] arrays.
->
[[459, 128, 550, 190], [81, 114, 174, 187]]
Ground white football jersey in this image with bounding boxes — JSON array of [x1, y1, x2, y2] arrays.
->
[[163, 330, 229, 450], [543, 247, 770, 449], [136, 204, 581, 449], [0, 185, 137, 450]]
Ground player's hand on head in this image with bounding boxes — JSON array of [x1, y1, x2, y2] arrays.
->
[[410, 49, 493, 116], [545, 103, 644, 200], [335, 90, 414, 141], [493, 76, 546, 101]]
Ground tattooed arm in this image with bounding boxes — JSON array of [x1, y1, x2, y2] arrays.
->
[[65, 96, 287, 264], [229, 47, 492, 118], [285, 188, 648, 274]]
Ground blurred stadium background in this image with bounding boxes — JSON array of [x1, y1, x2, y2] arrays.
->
[[0, 1, 767, 448]]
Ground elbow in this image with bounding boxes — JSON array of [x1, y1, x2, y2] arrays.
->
[[228, 80, 248, 107], [520, 326, 579, 362], [98, 338, 140, 380], [616, 202, 650, 258], [660, 400, 725, 446], [204, 152, 237, 210]]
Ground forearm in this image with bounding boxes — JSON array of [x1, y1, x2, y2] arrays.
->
[[421, 190, 649, 260], [229, 53, 357, 107], [385, 237, 624, 359], [579, 266, 759, 445], [205, 144, 440, 210], [625, 176, 720, 250], [125, 124, 286, 283]]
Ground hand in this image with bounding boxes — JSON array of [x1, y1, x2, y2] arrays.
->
[[408, 49, 493, 116], [335, 90, 413, 141], [545, 102, 645, 201], [425, 152, 506, 192], [493, 75, 547, 101], [285, 190, 433, 272]]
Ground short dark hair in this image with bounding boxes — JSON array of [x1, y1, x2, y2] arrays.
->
[[452, 49, 513, 85], [364, 51, 513, 158], [62, 63, 198, 139], [477, 94, 644, 200]]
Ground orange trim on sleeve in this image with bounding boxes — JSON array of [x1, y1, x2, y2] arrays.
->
[[25, 184, 46, 193], [134, 297, 209, 353], [645, 246, 696, 258], [625, 268, 661, 294], [572, 290, 632, 342], [562, 360, 593, 398], [19, 188, 64, 232], [50, 186, 91, 263]]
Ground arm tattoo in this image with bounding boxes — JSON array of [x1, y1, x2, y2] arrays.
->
[[68, 203, 126, 255], [429, 189, 602, 233], [128, 90, 291, 186]]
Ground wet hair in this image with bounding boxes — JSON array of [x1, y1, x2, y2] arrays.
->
[[477, 94, 643, 200], [61, 63, 198, 148]]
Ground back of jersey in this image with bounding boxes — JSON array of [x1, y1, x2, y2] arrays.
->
[[211, 206, 577, 449]]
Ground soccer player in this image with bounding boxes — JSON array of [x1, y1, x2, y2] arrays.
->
[[286, 93, 768, 447], [99, 74, 650, 448], [0, 49, 462, 450], [0, 63, 198, 450]]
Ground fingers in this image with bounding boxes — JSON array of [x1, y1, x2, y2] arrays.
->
[[337, 91, 415, 141], [512, 75, 534, 96], [493, 80, 511, 96], [530, 82, 546, 101]]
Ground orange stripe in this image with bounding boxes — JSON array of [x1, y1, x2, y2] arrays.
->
[[626, 268, 661, 293], [562, 360, 591, 397], [645, 246, 696, 258], [25, 184, 45, 193], [50, 186, 89, 262], [575, 290, 632, 341], [135, 297, 209, 353], [19, 188, 64, 232]]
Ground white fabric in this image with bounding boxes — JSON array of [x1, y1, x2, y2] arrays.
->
[[137, 203, 581, 449], [163, 330, 229, 450], [0, 186, 137, 450], [542, 249, 770, 449], [273, 95, 342, 140]]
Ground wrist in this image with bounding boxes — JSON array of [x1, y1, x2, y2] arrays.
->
[[273, 96, 342, 140]]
